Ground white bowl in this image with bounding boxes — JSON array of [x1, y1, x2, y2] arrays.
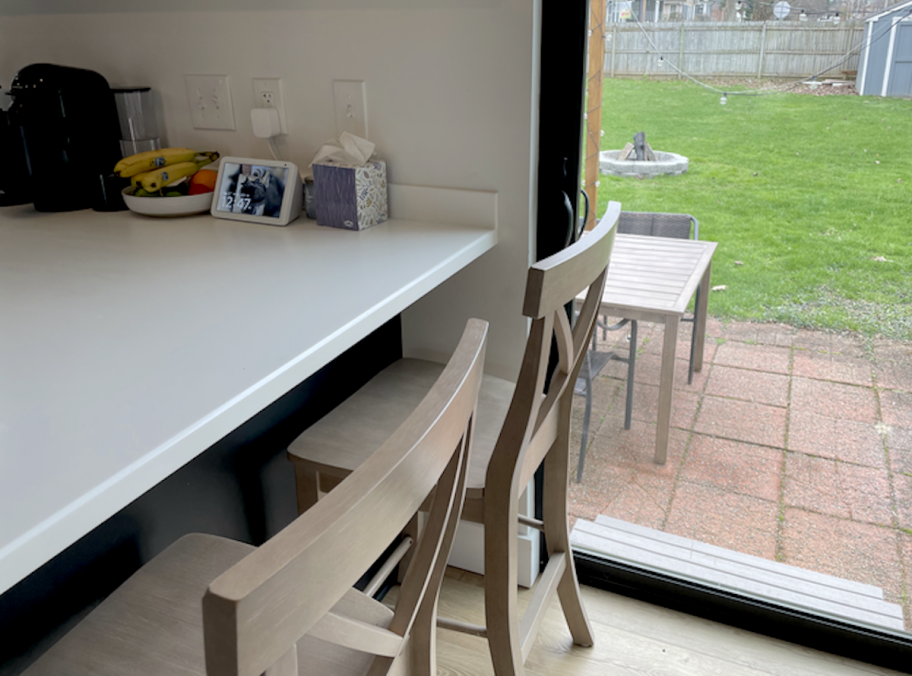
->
[[122, 186, 213, 218]]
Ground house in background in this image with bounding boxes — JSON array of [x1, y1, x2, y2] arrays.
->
[[608, 0, 713, 22]]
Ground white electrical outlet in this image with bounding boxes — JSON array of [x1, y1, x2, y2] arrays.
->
[[333, 80, 367, 139], [185, 75, 236, 131], [252, 78, 287, 134]]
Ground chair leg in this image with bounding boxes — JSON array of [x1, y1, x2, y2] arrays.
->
[[409, 583, 439, 676], [576, 350, 594, 483], [291, 460, 319, 515], [544, 429, 595, 648], [688, 285, 700, 385], [623, 320, 638, 430], [484, 488, 525, 676]]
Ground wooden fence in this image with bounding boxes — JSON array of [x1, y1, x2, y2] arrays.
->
[[605, 21, 864, 79]]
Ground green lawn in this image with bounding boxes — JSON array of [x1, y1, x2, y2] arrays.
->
[[593, 79, 912, 339]]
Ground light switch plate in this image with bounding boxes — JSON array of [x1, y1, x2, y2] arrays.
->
[[185, 74, 236, 130], [333, 80, 367, 139], [252, 78, 287, 134]]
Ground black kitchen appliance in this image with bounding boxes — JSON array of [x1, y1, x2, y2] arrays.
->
[[0, 88, 32, 206], [7, 64, 123, 212]]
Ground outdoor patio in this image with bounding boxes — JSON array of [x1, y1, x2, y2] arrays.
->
[[568, 317, 912, 632]]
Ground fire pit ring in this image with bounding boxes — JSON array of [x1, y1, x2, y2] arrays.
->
[[599, 149, 689, 179]]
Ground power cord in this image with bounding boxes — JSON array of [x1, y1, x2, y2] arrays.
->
[[268, 137, 282, 161]]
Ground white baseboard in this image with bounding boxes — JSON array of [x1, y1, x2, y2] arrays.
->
[[446, 482, 540, 589], [448, 521, 539, 589]]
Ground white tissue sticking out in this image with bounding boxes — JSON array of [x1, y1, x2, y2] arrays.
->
[[310, 132, 375, 167]]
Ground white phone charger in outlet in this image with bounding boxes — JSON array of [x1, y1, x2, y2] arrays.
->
[[251, 108, 281, 138]]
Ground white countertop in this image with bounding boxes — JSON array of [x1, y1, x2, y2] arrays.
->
[[0, 185, 497, 593]]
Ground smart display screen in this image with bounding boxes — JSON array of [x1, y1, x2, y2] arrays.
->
[[215, 162, 288, 218]]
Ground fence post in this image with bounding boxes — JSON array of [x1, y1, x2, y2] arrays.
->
[[584, 0, 607, 231], [757, 22, 768, 78], [610, 23, 618, 77], [843, 26, 855, 78], [678, 23, 685, 80]]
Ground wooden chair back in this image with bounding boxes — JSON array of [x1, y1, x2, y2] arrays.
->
[[490, 201, 620, 496], [202, 319, 489, 676]]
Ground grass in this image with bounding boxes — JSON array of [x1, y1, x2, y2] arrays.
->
[[593, 79, 912, 339]]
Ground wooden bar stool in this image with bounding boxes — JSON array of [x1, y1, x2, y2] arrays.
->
[[287, 203, 620, 676], [23, 319, 489, 676]]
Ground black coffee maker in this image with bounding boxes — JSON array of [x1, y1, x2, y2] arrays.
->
[[0, 87, 31, 206], [7, 64, 123, 212]]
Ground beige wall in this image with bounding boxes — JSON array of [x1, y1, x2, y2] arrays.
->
[[0, 0, 539, 378]]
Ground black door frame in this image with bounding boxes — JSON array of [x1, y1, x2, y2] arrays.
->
[[535, 0, 591, 262]]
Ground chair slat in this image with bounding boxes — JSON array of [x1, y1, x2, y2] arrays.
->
[[307, 611, 403, 658], [519, 552, 567, 662], [617, 211, 696, 240]]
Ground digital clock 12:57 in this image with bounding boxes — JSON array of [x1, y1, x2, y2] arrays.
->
[[219, 194, 251, 212]]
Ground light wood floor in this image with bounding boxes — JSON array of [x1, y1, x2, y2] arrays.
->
[[421, 569, 905, 676]]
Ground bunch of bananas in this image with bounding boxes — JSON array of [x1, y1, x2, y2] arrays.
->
[[114, 148, 220, 194]]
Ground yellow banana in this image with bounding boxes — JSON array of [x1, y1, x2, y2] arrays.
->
[[116, 148, 198, 177], [116, 147, 195, 172], [140, 161, 202, 192], [130, 171, 152, 188], [114, 148, 165, 173], [137, 155, 219, 192]]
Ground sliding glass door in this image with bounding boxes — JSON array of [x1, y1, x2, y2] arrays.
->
[[538, 2, 912, 671]]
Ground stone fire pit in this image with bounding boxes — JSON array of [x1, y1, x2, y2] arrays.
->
[[600, 132, 689, 179]]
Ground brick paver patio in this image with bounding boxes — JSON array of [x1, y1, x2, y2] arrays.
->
[[569, 318, 912, 632]]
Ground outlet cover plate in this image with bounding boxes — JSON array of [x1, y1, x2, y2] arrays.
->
[[333, 80, 367, 139], [252, 78, 287, 134], [185, 74, 236, 131]]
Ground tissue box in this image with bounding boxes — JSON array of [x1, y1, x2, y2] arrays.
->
[[313, 158, 388, 231]]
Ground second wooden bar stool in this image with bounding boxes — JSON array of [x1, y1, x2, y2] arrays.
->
[[287, 203, 620, 676]]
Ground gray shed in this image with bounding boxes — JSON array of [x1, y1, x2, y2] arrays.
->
[[858, 0, 912, 97]]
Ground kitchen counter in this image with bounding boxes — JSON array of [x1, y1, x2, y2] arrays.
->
[[0, 184, 497, 593]]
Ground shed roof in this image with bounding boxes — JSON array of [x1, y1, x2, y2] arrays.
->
[[865, 0, 912, 23]]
